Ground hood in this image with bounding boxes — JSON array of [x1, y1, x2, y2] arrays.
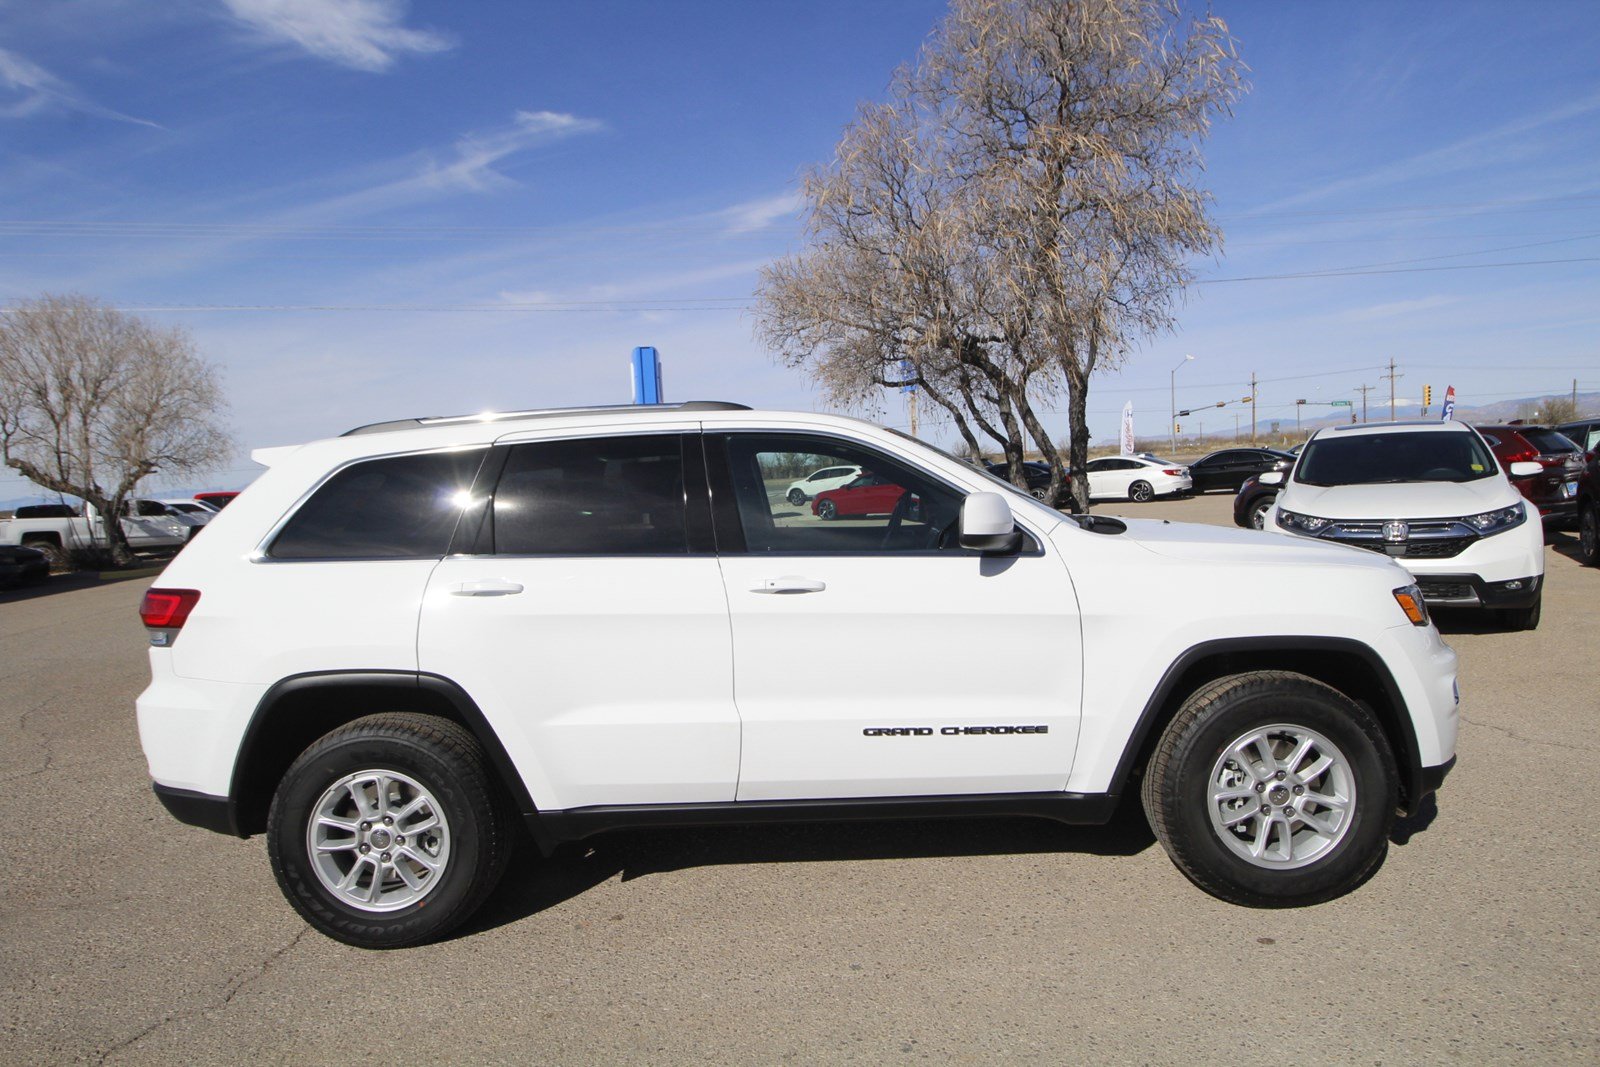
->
[[1279, 478, 1517, 520], [1113, 517, 1402, 571]]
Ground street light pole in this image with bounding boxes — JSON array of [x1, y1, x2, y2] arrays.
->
[[1170, 354, 1194, 455]]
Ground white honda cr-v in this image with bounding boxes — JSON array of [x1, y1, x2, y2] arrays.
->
[[1266, 420, 1545, 629]]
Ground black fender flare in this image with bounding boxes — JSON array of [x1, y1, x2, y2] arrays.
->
[[229, 670, 553, 850], [1107, 636, 1432, 812]]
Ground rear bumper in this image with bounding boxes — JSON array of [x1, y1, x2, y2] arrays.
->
[[152, 783, 240, 836]]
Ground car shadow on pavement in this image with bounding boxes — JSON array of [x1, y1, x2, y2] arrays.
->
[[1429, 608, 1516, 636], [1389, 794, 1438, 846], [1548, 531, 1589, 565], [463, 799, 1159, 939]]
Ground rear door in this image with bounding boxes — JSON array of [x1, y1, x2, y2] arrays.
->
[[417, 429, 739, 811]]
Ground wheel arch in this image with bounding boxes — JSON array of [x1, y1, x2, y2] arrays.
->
[[1110, 637, 1429, 815], [228, 670, 550, 849]]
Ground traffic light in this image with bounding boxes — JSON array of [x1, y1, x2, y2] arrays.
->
[[1423, 385, 1432, 410]]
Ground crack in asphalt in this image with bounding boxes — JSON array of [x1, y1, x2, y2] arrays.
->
[[1458, 713, 1569, 750], [92, 925, 311, 1065], [9, 705, 57, 782]]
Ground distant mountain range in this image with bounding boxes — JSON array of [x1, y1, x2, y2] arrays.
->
[[1112, 389, 1600, 448]]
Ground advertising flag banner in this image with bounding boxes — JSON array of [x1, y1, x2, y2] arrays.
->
[[1440, 385, 1456, 421], [1121, 401, 1135, 456]]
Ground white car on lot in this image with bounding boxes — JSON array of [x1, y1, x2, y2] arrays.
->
[[1266, 420, 1545, 629], [784, 464, 862, 505], [1083, 455, 1193, 502], [137, 402, 1457, 948]]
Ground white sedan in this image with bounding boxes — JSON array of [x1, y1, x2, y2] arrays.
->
[[1084, 455, 1193, 502], [784, 464, 863, 505]]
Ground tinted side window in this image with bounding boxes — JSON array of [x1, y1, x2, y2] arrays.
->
[[714, 433, 964, 554], [491, 434, 687, 555], [268, 450, 485, 560]]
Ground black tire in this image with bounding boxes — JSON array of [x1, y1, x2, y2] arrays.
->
[[1580, 502, 1599, 567], [1140, 671, 1397, 908], [1248, 497, 1273, 530], [1499, 592, 1541, 632], [22, 538, 65, 570], [1128, 480, 1154, 503], [267, 713, 514, 949], [817, 499, 838, 520], [786, 488, 807, 506]]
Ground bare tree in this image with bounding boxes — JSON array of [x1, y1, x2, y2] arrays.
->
[[757, 0, 1244, 510], [0, 293, 233, 565]]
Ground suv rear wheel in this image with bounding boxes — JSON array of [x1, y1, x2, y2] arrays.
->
[[1580, 501, 1598, 566], [267, 713, 513, 949], [1141, 671, 1397, 907]]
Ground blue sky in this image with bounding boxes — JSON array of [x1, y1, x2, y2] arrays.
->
[[2, 0, 1597, 499]]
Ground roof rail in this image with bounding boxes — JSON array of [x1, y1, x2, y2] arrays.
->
[[341, 400, 751, 437]]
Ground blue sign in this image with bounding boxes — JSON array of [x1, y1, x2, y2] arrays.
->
[[897, 359, 917, 394], [631, 346, 664, 405]]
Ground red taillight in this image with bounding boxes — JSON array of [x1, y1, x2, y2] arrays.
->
[[1503, 448, 1537, 463], [140, 588, 201, 629], [1163, 469, 1184, 476]]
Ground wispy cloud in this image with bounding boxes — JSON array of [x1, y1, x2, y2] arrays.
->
[[1249, 89, 1600, 215], [419, 111, 605, 193], [1343, 295, 1460, 322], [721, 192, 802, 235], [221, 0, 452, 72], [0, 45, 160, 127]]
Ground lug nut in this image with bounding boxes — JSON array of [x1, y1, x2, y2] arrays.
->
[[1294, 785, 1304, 795], [360, 821, 371, 831], [383, 816, 393, 826], [380, 851, 391, 862], [359, 844, 370, 854], [395, 836, 405, 845], [1255, 783, 1265, 793], [1275, 770, 1286, 780]]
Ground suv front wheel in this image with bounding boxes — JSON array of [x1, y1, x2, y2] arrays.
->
[[1141, 671, 1397, 907], [267, 713, 514, 949]]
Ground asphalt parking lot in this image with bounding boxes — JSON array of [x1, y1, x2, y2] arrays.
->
[[2, 491, 1597, 1064]]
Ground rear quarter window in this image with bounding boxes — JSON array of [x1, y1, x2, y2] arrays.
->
[[267, 449, 486, 560]]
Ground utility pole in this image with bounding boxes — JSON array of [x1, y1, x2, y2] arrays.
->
[[1170, 354, 1195, 456], [1249, 372, 1258, 445], [1380, 358, 1403, 421], [1233, 413, 1240, 442], [1355, 383, 1376, 423]]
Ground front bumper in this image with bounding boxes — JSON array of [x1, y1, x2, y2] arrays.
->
[[1415, 573, 1542, 609]]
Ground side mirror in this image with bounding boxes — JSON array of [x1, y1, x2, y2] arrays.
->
[[1258, 471, 1284, 486], [959, 492, 1023, 553], [1508, 461, 1542, 478]]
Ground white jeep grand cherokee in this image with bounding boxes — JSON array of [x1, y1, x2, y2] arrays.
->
[[137, 402, 1459, 947]]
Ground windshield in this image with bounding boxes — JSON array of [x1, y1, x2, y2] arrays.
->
[[1295, 430, 1498, 486]]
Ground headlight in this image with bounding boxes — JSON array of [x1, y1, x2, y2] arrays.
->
[[1276, 508, 1332, 534], [1462, 503, 1527, 536], [1392, 584, 1430, 627]]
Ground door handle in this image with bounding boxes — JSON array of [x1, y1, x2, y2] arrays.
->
[[449, 579, 525, 597], [750, 576, 827, 594]]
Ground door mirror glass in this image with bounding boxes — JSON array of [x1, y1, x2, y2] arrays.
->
[[1508, 460, 1542, 478], [1258, 471, 1284, 486], [959, 492, 1023, 553]]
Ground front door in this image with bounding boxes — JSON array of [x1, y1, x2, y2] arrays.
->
[[418, 430, 739, 811], [706, 431, 1082, 801]]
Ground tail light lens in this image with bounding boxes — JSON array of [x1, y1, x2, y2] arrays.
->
[[140, 588, 201, 629], [1503, 448, 1537, 464], [1162, 469, 1184, 476]]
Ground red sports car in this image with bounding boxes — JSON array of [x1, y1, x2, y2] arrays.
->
[[811, 473, 915, 520]]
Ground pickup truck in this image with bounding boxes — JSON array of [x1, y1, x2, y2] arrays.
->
[[0, 498, 203, 567]]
